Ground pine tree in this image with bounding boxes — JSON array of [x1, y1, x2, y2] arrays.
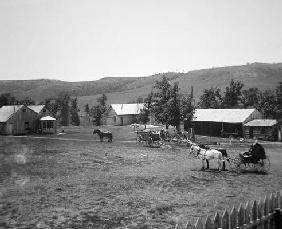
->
[[165, 82, 181, 130], [70, 97, 80, 126], [57, 92, 70, 126], [137, 92, 153, 125]]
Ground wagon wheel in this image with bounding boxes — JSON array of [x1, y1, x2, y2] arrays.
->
[[256, 157, 270, 173], [148, 137, 153, 147], [137, 135, 143, 144], [239, 162, 248, 172]]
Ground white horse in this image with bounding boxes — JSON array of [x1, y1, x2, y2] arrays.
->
[[189, 143, 226, 171]]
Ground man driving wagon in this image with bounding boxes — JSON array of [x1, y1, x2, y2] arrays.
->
[[239, 139, 266, 163]]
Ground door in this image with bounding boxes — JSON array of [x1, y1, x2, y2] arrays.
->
[[7, 123, 14, 135], [249, 127, 253, 139]]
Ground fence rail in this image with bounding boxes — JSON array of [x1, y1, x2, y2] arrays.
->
[[175, 190, 282, 229]]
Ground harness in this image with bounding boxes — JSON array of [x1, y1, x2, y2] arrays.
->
[[192, 145, 206, 160]]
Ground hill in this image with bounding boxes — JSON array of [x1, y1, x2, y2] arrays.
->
[[0, 62, 281, 111]]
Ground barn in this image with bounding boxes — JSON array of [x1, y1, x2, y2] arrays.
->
[[243, 119, 279, 141], [103, 103, 144, 126], [191, 108, 262, 137], [0, 105, 38, 135], [28, 105, 57, 134]]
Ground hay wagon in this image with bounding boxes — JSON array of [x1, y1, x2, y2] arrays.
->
[[136, 130, 162, 147]]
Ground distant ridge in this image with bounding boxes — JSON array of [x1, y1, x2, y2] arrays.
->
[[0, 62, 281, 110]]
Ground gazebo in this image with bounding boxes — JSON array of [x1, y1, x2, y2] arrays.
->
[[39, 116, 57, 134]]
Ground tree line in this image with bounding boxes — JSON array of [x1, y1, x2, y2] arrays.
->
[[1, 77, 281, 128], [198, 79, 282, 119]]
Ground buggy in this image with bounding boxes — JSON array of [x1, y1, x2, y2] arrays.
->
[[228, 143, 270, 173]]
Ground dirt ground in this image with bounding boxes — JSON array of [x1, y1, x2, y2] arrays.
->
[[0, 126, 282, 229]]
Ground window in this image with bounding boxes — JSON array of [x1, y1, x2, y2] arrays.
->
[[47, 121, 53, 128], [22, 109, 26, 112], [261, 127, 266, 134], [43, 109, 46, 112], [24, 122, 29, 130]]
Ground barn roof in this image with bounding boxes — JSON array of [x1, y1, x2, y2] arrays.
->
[[0, 105, 24, 122], [28, 105, 45, 114], [40, 116, 56, 121], [244, 119, 277, 127], [111, 104, 144, 115], [193, 109, 257, 123]]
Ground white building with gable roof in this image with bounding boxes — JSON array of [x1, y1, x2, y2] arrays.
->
[[103, 103, 144, 125]]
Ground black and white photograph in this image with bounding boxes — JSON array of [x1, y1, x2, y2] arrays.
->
[[0, 0, 282, 228]]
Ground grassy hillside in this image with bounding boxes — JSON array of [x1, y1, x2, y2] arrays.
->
[[78, 63, 282, 109], [0, 62, 281, 111]]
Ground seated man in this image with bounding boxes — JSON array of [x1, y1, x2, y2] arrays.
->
[[240, 139, 266, 162]]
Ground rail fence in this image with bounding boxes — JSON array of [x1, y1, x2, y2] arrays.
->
[[175, 190, 282, 229]]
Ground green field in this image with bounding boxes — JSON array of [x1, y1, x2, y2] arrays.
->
[[1, 126, 282, 229]]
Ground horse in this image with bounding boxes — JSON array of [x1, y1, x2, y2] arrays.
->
[[93, 129, 113, 142], [189, 143, 226, 171]]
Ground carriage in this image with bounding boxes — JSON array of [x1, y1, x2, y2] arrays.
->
[[228, 144, 270, 173], [136, 129, 162, 147]]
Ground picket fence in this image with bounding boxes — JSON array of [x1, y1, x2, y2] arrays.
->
[[175, 190, 282, 229]]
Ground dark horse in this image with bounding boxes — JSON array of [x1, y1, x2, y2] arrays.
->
[[93, 129, 113, 142]]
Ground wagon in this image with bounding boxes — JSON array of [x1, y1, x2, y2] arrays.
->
[[136, 129, 162, 147], [228, 154, 270, 173]]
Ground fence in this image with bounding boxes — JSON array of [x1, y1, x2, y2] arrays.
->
[[175, 190, 282, 229]]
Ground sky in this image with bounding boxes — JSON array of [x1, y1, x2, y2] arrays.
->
[[0, 0, 282, 82]]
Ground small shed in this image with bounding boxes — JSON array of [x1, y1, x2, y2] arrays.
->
[[39, 116, 57, 134], [191, 108, 262, 137], [103, 103, 144, 126], [28, 105, 57, 133], [0, 105, 38, 135], [244, 119, 278, 141]]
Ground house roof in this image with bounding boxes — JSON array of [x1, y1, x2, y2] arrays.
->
[[28, 105, 45, 114], [244, 119, 277, 127], [193, 109, 257, 123], [111, 103, 144, 115], [0, 105, 24, 122], [40, 116, 56, 121]]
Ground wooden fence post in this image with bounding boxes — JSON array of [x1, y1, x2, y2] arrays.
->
[[221, 210, 229, 229], [229, 207, 237, 229], [185, 221, 195, 229], [269, 194, 275, 229], [238, 204, 244, 228], [214, 212, 222, 229], [195, 218, 203, 229], [204, 216, 212, 229], [245, 202, 251, 226], [251, 200, 258, 229], [263, 196, 269, 229], [274, 209, 282, 229]]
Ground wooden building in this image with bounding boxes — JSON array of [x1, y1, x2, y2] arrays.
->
[[191, 109, 262, 137], [103, 104, 144, 126], [0, 105, 38, 135], [39, 116, 57, 134], [244, 119, 279, 141], [28, 105, 57, 134]]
